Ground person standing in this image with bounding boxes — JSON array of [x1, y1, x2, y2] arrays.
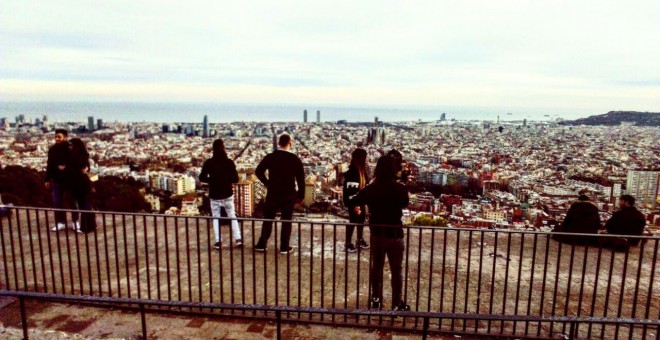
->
[[254, 134, 305, 254], [199, 139, 242, 249], [350, 156, 410, 311], [45, 129, 71, 231], [343, 148, 369, 253], [67, 138, 95, 233], [604, 195, 647, 246]]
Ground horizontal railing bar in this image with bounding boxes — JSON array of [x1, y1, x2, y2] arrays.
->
[[2, 205, 658, 239], [2, 290, 658, 326]]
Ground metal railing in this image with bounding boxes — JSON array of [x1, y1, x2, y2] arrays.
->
[[1, 206, 658, 338]]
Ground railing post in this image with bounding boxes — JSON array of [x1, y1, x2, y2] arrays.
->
[[568, 321, 576, 340], [140, 303, 147, 339], [19, 296, 28, 340], [422, 316, 429, 340], [276, 310, 282, 340]]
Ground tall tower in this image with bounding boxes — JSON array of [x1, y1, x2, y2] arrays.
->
[[88, 116, 95, 131], [316, 110, 320, 124], [97, 119, 103, 130], [626, 170, 660, 209], [203, 115, 209, 138], [440, 113, 446, 121], [304, 110, 308, 123]]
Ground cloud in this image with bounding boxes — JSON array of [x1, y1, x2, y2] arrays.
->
[[0, 0, 659, 112]]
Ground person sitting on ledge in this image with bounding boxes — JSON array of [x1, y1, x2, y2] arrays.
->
[[551, 194, 601, 244], [600, 194, 647, 246]]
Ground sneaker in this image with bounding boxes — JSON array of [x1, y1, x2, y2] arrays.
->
[[358, 239, 370, 249], [254, 244, 266, 252], [234, 239, 243, 248], [280, 246, 295, 255], [370, 297, 382, 309], [71, 222, 81, 233], [346, 243, 357, 253], [51, 223, 66, 232], [393, 301, 410, 311], [213, 242, 221, 250]]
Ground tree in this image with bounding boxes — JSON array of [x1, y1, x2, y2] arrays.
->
[[0, 166, 50, 207], [413, 215, 448, 227]]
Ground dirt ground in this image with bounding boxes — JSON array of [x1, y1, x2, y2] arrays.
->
[[1, 209, 658, 338]]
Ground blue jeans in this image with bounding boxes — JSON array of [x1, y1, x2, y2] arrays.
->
[[210, 196, 241, 242]]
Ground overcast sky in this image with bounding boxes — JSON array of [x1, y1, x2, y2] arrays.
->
[[1, 0, 659, 114]]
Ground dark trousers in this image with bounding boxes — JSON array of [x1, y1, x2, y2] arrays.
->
[[346, 206, 365, 243], [51, 182, 67, 225], [370, 234, 405, 307], [71, 181, 96, 233], [257, 194, 296, 251]]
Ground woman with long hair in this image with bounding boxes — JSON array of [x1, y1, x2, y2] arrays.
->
[[342, 148, 369, 252], [67, 138, 95, 233], [349, 155, 410, 311], [199, 138, 241, 249]]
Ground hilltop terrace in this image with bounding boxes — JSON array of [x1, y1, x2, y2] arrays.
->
[[1, 206, 658, 338]]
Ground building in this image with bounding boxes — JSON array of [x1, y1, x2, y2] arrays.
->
[[316, 110, 320, 124], [203, 115, 209, 138], [248, 175, 267, 204], [180, 196, 199, 215], [233, 180, 254, 217], [149, 172, 196, 196], [303, 182, 315, 207], [440, 113, 446, 121], [304, 110, 308, 123], [144, 194, 161, 212], [97, 119, 103, 130], [88, 116, 95, 131], [626, 170, 660, 209]]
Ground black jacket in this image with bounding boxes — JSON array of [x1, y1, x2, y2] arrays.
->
[[45, 142, 70, 184], [66, 151, 91, 196], [255, 150, 305, 200], [350, 179, 409, 238], [342, 165, 368, 207], [557, 201, 601, 234], [605, 206, 646, 245], [199, 157, 239, 200]]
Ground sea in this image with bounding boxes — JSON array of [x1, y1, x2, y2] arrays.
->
[[0, 101, 593, 124]]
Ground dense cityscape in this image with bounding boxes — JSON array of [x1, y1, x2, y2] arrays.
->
[[1, 112, 659, 233]]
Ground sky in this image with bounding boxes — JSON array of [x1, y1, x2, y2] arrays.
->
[[1, 0, 659, 115]]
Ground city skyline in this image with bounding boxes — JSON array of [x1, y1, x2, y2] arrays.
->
[[1, 1, 659, 113]]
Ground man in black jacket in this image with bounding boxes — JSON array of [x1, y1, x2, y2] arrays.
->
[[45, 129, 70, 231], [604, 195, 646, 246], [199, 139, 241, 249], [254, 134, 305, 254]]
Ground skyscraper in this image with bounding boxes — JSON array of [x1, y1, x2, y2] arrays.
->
[[316, 110, 320, 124], [88, 116, 95, 131], [304, 110, 308, 123], [203, 115, 209, 138], [97, 119, 103, 130], [626, 170, 660, 209], [440, 113, 446, 121]]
